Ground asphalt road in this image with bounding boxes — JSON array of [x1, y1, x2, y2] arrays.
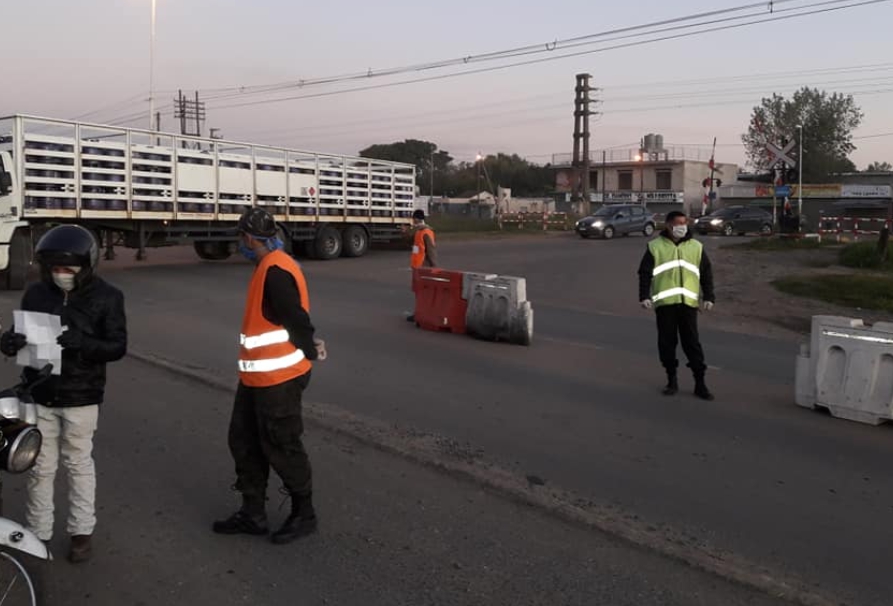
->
[[0, 358, 785, 606], [1, 232, 891, 605]]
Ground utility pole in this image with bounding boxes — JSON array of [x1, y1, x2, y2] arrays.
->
[[572, 73, 595, 216], [173, 89, 206, 148]]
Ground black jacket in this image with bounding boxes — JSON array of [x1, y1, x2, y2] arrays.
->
[[13, 277, 127, 407], [262, 265, 317, 361], [638, 230, 715, 303]]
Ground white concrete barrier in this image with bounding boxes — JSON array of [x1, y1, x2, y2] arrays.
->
[[464, 274, 533, 346], [795, 315, 893, 425]]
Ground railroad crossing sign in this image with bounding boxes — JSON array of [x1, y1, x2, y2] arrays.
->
[[766, 140, 797, 167]]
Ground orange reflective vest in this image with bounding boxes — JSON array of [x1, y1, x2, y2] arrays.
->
[[411, 227, 435, 269], [238, 250, 312, 387]]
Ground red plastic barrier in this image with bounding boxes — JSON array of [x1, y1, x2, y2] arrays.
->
[[412, 268, 468, 334]]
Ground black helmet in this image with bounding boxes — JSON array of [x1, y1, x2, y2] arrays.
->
[[238, 207, 276, 238], [35, 225, 99, 271]]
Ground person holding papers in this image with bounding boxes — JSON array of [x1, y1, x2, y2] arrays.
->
[[0, 225, 127, 563]]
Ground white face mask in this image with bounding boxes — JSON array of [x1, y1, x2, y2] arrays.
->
[[51, 266, 80, 292], [671, 225, 688, 239]]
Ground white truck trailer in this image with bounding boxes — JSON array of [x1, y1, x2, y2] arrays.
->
[[0, 115, 416, 289]]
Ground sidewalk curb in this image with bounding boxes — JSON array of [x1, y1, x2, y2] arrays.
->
[[127, 349, 840, 606]]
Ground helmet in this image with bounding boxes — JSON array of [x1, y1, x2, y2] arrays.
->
[[35, 225, 99, 272], [238, 207, 277, 238]]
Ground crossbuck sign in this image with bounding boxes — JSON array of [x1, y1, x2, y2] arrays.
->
[[766, 140, 796, 167]]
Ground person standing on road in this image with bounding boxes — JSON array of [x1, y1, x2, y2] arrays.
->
[[406, 209, 437, 323], [638, 211, 716, 401], [0, 225, 127, 563], [213, 207, 326, 545]]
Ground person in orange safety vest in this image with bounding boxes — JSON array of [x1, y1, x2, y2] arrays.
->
[[213, 207, 326, 545], [406, 209, 438, 323]]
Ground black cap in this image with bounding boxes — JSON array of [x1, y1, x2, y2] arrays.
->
[[412, 209, 425, 221], [238, 207, 277, 238]]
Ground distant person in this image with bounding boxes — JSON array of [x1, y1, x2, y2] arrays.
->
[[213, 207, 325, 545], [637, 211, 716, 400], [406, 209, 437, 323], [1, 225, 127, 563]]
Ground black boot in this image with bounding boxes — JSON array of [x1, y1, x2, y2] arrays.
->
[[693, 373, 715, 401], [271, 493, 318, 545], [212, 495, 269, 535], [662, 373, 678, 396]]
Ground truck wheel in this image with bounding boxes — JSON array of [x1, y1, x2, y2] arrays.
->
[[2, 229, 32, 290], [193, 241, 231, 261], [342, 225, 369, 258], [314, 226, 342, 260]]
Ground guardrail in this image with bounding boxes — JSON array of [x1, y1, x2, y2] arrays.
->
[[498, 212, 571, 231], [817, 216, 891, 241]]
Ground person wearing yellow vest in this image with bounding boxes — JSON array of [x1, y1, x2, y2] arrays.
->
[[638, 210, 716, 400], [213, 208, 326, 545], [406, 209, 438, 323]]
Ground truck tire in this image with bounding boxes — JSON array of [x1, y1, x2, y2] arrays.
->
[[2, 228, 32, 291], [342, 225, 369, 258], [193, 241, 231, 261], [313, 226, 342, 260]]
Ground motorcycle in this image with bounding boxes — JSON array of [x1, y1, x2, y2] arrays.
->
[[0, 363, 53, 606]]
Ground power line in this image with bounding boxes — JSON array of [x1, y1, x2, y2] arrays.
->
[[201, 0, 890, 112]]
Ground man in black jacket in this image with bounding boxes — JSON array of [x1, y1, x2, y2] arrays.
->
[[0, 225, 127, 562], [638, 211, 716, 400]]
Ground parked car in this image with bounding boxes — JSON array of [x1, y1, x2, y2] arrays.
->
[[575, 204, 656, 239], [694, 206, 774, 236]]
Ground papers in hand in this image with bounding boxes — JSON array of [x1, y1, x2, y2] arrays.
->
[[12, 311, 63, 375]]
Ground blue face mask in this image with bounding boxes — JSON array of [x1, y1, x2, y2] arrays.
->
[[238, 241, 258, 262]]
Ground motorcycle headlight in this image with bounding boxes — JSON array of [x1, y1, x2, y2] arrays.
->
[[1, 425, 42, 474]]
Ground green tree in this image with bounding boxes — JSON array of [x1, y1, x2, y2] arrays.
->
[[866, 161, 892, 172], [358, 140, 452, 194], [742, 87, 863, 182]]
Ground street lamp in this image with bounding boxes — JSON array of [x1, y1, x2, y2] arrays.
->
[[634, 153, 644, 204], [149, 0, 157, 131], [796, 124, 803, 232]]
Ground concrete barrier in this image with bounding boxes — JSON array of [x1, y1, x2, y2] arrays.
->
[[795, 315, 893, 425], [464, 274, 533, 346]]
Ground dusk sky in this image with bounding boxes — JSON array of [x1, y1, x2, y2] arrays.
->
[[3, 0, 892, 169]]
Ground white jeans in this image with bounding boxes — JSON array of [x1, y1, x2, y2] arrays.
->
[[25, 404, 99, 541]]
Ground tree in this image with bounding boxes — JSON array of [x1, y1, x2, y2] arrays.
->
[[358, 140, 452, 195], [866, 161, 892, 172], [742, 87, 863, 182]]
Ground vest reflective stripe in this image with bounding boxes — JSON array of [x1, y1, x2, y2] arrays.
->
[[652, 286, 700, 304], [648, 237, 703, 309], [240, 329, 290, 350], [239, 349, 306, 373], [653, 259, 700, 278]]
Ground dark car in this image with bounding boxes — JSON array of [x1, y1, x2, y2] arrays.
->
[[576, 204, 656, 240], [694, 206, 774, 236]]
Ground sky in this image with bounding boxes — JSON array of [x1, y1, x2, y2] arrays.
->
[[3, 0, 892, 170]]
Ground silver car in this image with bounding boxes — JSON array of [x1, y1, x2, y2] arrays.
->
[[575, 204, 657, 239]]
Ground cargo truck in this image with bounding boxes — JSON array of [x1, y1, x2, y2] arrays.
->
[[0, 115, 417, 289]]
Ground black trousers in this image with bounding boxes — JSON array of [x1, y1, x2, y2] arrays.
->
[[228, 373, 312, 503], [655, 304, 707, 375]]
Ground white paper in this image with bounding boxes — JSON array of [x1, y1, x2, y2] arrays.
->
[[12, 310, 63, 375]]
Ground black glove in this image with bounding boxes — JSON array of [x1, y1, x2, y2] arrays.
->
[[57, 328, 84, 350], [0, 331, 27, 357]]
